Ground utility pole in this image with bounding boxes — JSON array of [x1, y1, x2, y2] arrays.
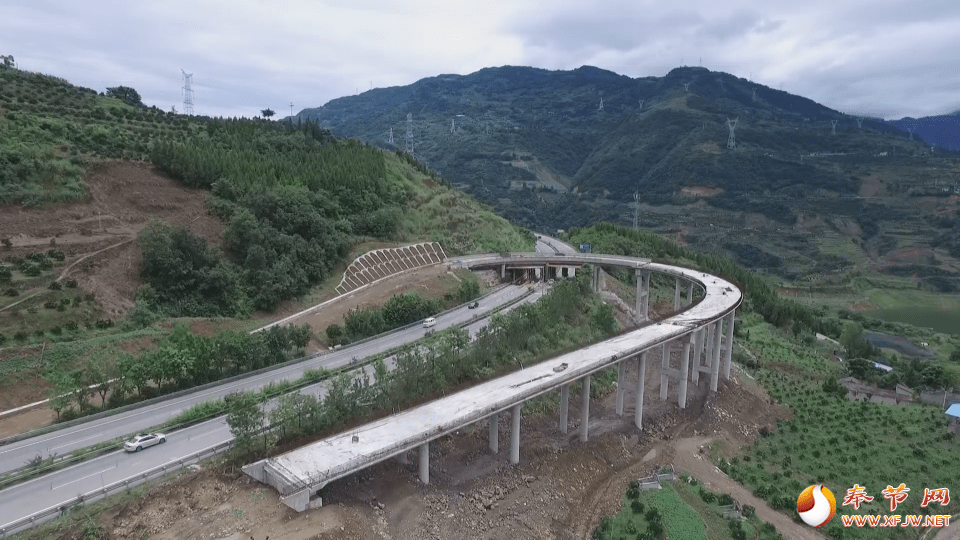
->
[[405, 113, 414, 154], [726, 117, 739, 150], [451, 119, 455, 133], [181, 70, 194, 115], [633, 191, 640, 230]]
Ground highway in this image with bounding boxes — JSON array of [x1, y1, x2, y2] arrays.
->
[[0, 281, 552, 530], [0, 284, 531, 476], [0, 237, 573, 531]]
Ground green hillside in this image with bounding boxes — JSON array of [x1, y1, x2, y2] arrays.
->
[[299, 65, 960, 295], [0, 66, 533, 319]]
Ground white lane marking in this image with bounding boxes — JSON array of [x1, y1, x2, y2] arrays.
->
[[52, 464, 117, 491]]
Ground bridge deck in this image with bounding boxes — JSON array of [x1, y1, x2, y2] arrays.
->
[[246, 258, 740, 501]]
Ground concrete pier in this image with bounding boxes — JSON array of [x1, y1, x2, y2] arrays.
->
[[660, 342, 670, 401], [615, 360, 626, 416], [489, 412, 499, 453], [710, 320, 723, 391], [419, 442, 429, 484], [510, 404, 521, 464], [686, 282, 694, 305], [723, 310, 736, 379], [580, 376, 591, 442], [635, 269, 650, 322], [674, 279, 682, 310], [635, 353, 647, 429], [559, 384, 569, 434], [678, 336, 692, 408]]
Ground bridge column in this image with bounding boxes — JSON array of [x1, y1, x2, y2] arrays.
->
[[635, 352, 647, 429], [691, 328, 704, 386], [686, 282, 694, 305], [580, 376, 591, 442], [500, 264, 505, 278], [570, 266, 576, 277], [710, 320, 723, 392], [635, 269, 650, 322], [419, 442, 429, 484], [678, 335, 692, 409], [593, 265, 601, 292], [615, 360, 626, 416], [559, 384, 569, 434], [723, 310, 736, 380], [510, 404, 521, 464], [660, 341, 670, 401], [674, 278, 682, 310], [489, 412, 499, 453]]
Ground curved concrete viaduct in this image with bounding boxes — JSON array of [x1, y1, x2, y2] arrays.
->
[[244, 253, 742, 512]]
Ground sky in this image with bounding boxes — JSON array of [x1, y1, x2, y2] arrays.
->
[[2, 0, 958, 120]]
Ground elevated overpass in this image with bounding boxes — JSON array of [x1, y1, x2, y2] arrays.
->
[[244, 253, 741, 512]]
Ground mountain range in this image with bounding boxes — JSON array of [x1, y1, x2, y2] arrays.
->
[[298, 66, 960, 289]]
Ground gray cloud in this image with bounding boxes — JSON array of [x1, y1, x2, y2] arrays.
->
[[1, 0, 957, 119]]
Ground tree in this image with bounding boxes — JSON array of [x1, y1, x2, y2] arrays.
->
[[261, 108, 275, 118], [950, 350, 960, 363], [105, 86, 144, 107], [45, 371, 74, 421], [226, 391, 265, 454]]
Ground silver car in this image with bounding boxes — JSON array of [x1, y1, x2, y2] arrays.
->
[[124, 433, 166, 452]]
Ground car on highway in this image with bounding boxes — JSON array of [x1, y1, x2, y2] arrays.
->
[[124, 433, 166, 452], [423, 317, 436, 328], [468, 301, 479, 309]]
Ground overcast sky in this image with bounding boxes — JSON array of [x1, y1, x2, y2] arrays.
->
[[3, 0, 957, 120]]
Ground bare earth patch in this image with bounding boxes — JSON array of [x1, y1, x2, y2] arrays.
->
[[681, 186, 724, 197], [0, 160, 223, 318]]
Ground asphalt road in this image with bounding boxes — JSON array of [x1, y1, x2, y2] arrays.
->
[[0, 282, 550, 529], [0, 284, 527, 476]]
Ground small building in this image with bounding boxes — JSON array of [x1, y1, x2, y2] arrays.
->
[[839, 377, 913, 406], [946, 403, 960, 435]]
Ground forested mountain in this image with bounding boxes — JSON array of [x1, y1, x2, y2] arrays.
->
[[299, 66, 960, 290]]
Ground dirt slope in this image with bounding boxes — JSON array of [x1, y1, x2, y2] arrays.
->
[[0, 160, 222, 318]]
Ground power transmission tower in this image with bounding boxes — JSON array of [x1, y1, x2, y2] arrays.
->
[[181, 70, 194, 115], [907, 127, 914, 141], [405, 113, 414, 153], [633, 191, 640, 229], [726, 117, 739, 149], [451, 119, 455, 133], [752, 88, 757, 102], [831, 120, 838, 135], [289, 102, 294, 117], [599, 97, 604, 111], [684, 82, 690, 92], [388, 128, 394, 144], [638, 99, 644, 110], [856, 117, 864, 129]]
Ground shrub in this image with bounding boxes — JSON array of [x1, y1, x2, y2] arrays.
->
[[14, 331, 28, 341], [0, 333, 5, 345], [4, 287, 17, 297], [94, 319, 114, 329], [47, 248, 65, 261], [1, 238, 11, 248], [48, 281, 62, 290], [64, 279, 78, 288], [325, 323, 343, 342], [23, 264, 41, 277], [64, 320, 79, 331], [0, 265, 10, 282], [630, 499, 644, 514], [44, 300, 58, 309], [49, 326, 62, 335]]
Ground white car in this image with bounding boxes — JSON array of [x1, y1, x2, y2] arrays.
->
[[124, 433, 166, 452]]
